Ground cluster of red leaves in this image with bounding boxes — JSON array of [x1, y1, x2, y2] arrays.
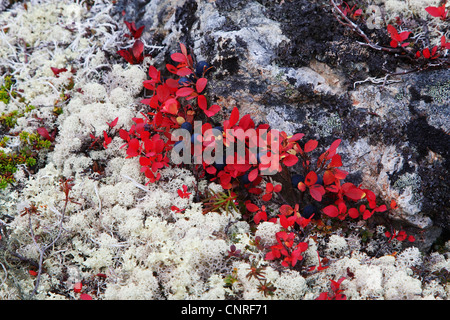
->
[[288, 137, 387, 221], [142, 43, 220, 117], [205, 107, 302, 191], [415, 36, 450, 60], [385, 229, 415, 243], [119, 42, 224, 184], [262, 204, 314, 267], [316, 277, 347, 300], [177, 184, 191, 199], [265, 231, 308, 267], [387, 24, 411, 48], [338, 1, 362, 19], [117, 21, 147, 64], [119, 116, 172, 183], [89, 117, 118, 150], [386, 6, 450, 61], [338, 3, 449, 67]]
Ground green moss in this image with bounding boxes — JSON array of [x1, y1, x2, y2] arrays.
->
[[0, 129, 51, 189], [0, 150, 26, 189], [0, 105, 35, 130], [19, 131, 52, 151], [0, 76, 18, 105]]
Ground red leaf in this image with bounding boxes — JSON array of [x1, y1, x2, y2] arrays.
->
[[343, 185, 365, 201], [305, 171, 317, 186], [254, 210, 267, 224], [206, 166, 217, 174], [304, 139, 318, 153], [166, 64, 178, 74], [398, 31, 411, 42], [296, 242, 308, 252], [126, 139, 140, 158], [203, 104, 220, 117], [309, 185, 325, 202], [134, 25, 144, 39], [374, 205, 387, 213], [441, 36, 450, 49], [297, 182, 306, 192], [261, 193, 272, 201], [37, 127, 53, 141], [80, 293, 93, 300], [387, 24, 399, 38], [390, 40, 398, 48], [229, 107, 240, 128], [161, 98, 179, 115], [423, 47, 431, 59], [316, 292, 329, 300], [323, 170, 336, 185], [279, 204, 294, 216], [171, 52, 187, 63], [348, 208, 359, 219], [103, 131, 112, 148], [119, 129, 130, 141], [396, 231, 407, 241], [51, 67, 67, 77], [362, 209, 373, 220], [197, 94, 207, 110], [246, 202, 260, 212], [326, 139, 341, 159], [238, 114, 254, 130], [282, 154, 298, 166], [107, 117, 118, 128], [425, 5, 447, 19], [196, 78, 208, 93], [177, 67, 193, 77], [176, 87, 195, 97], [118, 49, 133, 64], [354, 8, 363, 17], [248, 168, 259, 182], [333, 168, 348, 180], [139, 157, 151, 167], [323, 205, 338, 217], [132, 40, 144, 60], [289, 133, 304, 141], [74, 282, 83, 293], [180, 43, 188, 56], [148, 65, 159, 80], [390, 200, 398, 210], [329, 154, 342, 168]]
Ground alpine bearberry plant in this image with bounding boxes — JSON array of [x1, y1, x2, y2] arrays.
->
[[113, 20, 421, 299], [330, 0, 450, 82]]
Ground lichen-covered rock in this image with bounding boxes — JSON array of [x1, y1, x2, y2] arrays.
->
[[117, 0, 449, 247], [0, 0, 448, 301]]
